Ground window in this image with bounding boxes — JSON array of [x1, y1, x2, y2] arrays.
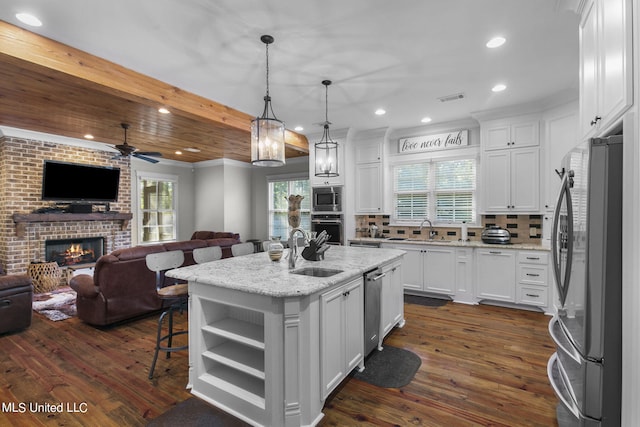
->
[[393, 158, 476, 224], [138, 174, 178, 243], [268, 177, 311, 239]]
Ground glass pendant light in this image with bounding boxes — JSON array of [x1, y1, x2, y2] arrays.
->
[[315, 80, 339, 177], [251, 35, 286, 167]]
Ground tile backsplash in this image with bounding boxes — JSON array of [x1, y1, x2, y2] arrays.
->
[[355, 214, 543, 245]]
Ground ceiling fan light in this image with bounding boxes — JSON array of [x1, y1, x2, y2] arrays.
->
[[251, 35, 286, 167]]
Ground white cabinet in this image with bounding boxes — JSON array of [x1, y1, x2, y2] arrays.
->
[[354, 138, 383, 213], [579, 0, 632, 139], [320, 276, 363, 399], [476, 249, 516, 302], [355, 163, 383, 213], [454, 247, 475, 304], [385, 243, 456, 297], [380, 260, 404, 341], [483, 119, 539, 150], [516, 251, 550, 309], [483, 147, 540, 212]]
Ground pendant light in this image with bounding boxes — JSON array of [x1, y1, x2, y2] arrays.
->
[[251, 35, 286, 167], [315, 80, 339, 177]]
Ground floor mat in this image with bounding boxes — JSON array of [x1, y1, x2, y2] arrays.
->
[[147, 397, 249, 427], [353, 346, 421, 388], [32, 286, 77, 321]]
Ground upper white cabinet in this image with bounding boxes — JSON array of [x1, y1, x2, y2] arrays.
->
[[354, 130, 385, 213], [482, 147, 540, 212], [309, 129, 347, 187], [483, 118, 539, 151], [579, 0, 632, 139]]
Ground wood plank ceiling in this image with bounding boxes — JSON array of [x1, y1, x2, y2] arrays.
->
[[0, 21, 309, 163]]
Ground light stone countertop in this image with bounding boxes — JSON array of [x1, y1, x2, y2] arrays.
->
[[351, 237, 550, 252], [166, 245, 405, 298]]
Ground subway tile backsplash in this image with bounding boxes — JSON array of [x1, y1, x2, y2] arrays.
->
[[355, 214, 543, 245]]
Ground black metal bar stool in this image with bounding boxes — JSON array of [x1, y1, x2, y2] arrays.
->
[[145, 250, 188, 379]]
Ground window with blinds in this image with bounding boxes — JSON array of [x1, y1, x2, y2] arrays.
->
[[393, 158, 476, 224]]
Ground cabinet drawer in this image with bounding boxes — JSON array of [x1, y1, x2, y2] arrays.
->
[[517, 285, 548, 307], [517, 251, 548, 265], [518, 264, 548, 286]]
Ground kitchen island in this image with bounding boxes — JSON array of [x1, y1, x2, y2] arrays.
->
[[166, 245, 405, 427]]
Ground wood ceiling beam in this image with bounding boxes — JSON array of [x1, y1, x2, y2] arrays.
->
[[0, 21, 308, 153]]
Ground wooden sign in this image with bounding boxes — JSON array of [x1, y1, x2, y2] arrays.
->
[[398, 130, 468, 154]]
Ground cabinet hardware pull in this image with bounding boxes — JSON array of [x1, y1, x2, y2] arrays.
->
[[526, 257, 540, 260], [526, 273, 540, 277], [489, 251, 502, 254], [590, 116, 602, 126], [525, 293, 540, 298], [343, 291, 351, 297]]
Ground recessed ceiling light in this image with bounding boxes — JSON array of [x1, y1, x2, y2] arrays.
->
[[15, 13, 42, 27], [492, 83, 507, 92], [175, 151, 183, 155], [184, 147, 201, 153], [84, 134, 94, 140], [486, 36, 506, 48], [375, 109, 386, 116], [421, 117, 432, 124], [294, 126, 304, 132], [158, 107, 170, 114]]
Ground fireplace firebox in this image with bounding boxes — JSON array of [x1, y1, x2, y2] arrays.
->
[[45, 237, 104, 266]]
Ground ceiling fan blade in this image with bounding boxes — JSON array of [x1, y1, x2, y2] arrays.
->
[[133, 153, 160, 164], [135, 151, 162, 157]]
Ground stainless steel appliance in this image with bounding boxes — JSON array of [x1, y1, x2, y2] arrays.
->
[[311, 214, 343, 245], [548, 135, 623, 426], [312, 186, 342, 212], [364, 268, 385, 356], [480, 226, 511, 244]]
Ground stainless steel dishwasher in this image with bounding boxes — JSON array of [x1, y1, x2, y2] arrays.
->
[[364, 267, 385, 356]]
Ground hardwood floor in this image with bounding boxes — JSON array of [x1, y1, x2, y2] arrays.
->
[[0, 299, 558, 426]]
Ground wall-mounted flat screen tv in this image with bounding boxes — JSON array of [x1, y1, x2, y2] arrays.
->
[[41, 160, 121, 203]]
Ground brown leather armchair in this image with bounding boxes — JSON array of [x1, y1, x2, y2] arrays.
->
[[0, 274, 34, 334]]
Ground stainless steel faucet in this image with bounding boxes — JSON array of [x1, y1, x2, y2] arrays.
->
[[288, 227, 308, 269], [418, 218, 436, 240]]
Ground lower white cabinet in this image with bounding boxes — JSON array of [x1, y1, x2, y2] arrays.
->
[[320, 277, 364, 399], [476, 249, 516, 302], [380, 260, 404, 341], [516, 251, 549, 307]]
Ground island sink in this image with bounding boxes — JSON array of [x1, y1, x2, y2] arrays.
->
[[290, 267, 343, 277]]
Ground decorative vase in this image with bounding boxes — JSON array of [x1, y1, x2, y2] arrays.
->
[[267, 237, 284, 262], [286, 194, 304, 228]]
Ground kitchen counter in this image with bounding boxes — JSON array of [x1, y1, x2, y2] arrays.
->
[[166, 245, 405, 427], [166, 245, 405, 296], [350, 237, 550, 251]]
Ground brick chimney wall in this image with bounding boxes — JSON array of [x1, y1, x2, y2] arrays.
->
[[0, 135, 132, 275]]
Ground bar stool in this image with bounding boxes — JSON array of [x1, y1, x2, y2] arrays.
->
[[231, 242, 254, 257], [193, 246, 222, 264], [145, 250, 188, 379]]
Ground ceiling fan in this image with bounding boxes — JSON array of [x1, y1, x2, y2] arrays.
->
[[112, 123, 162, 163]]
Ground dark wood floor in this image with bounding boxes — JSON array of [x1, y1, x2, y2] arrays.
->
[[0, 299, 558, 426]]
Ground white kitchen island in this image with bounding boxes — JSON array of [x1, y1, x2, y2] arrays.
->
[[166, 245, 405, 427]]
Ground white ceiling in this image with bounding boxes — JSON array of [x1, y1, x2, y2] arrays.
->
[[1, 0, 580, 137]]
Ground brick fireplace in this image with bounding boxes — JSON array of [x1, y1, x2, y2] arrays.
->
[[0, 135, 132, 275]]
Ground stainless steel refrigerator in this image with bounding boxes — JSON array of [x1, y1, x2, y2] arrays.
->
[[548, 135, 623, 426]]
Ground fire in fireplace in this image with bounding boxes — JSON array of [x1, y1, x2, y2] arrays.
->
[[45, 237, 104, 266]]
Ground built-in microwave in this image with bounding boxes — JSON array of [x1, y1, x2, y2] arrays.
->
[[312, 186, 342, 212]]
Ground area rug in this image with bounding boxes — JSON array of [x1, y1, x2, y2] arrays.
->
[[32, 286, 77, 321], [353, 346, 422, 388], [147, 397, 249, 427], [404, 294, 449, 307]]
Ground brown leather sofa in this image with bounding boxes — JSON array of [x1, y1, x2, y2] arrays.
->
[[70, 233, 240, 326], [0, 273, 34, 335]]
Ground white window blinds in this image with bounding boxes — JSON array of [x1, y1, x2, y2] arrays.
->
[[393, 158, 476, 223]]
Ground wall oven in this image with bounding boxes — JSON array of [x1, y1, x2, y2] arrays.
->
[[311, 214, 343, 245], [312, 186, 342, 212]]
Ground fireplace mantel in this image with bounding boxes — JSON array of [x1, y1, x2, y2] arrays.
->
[[12, 213, 133, 238]]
